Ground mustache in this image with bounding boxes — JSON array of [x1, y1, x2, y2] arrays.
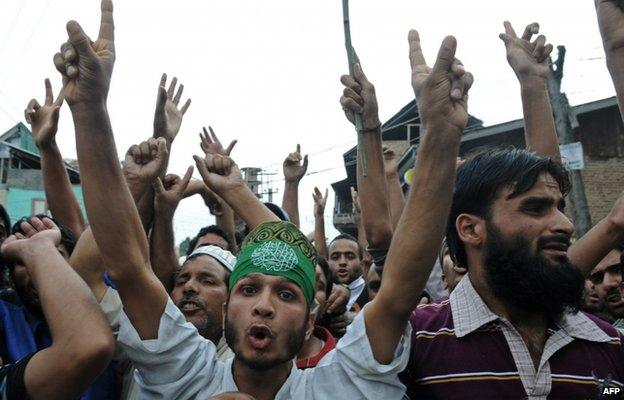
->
[[176, 294, 207, 309], [537, 233, 571, 250]]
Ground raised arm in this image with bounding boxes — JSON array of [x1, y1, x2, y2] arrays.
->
[[122, 139, 169, 232], [362, 31, 472, 363], [25, 79, 86, 237], [151, 167, 193, 291], [282, 144, 308, 227], [500, 21, 559, 160], [383, 146, 405, 229], [194, 153, 279, 230], [351, 187, 368, 248], [566, 2, 624, 274], [199, 126, 239, 251], [54, 0, 168, 339], [340, 62, 393, 249], [312, 187, 329, 258], [596, 0, 624, 126], [2, 217, 113, 399], [153, 73, 192, 150]]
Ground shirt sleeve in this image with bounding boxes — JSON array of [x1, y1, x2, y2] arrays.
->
[[0, 353, 34, 400], [117, 297, 224, 399], [307, 304, 411, 399]]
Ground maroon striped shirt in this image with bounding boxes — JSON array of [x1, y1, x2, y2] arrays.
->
[[400, 276, 624, 399]]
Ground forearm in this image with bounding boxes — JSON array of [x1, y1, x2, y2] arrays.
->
[[136, 187, 155, 234], [568, 217, 624, 276], [606, 54, 624, 127], [314, 213, 328, 258], [69, 227, 108, 301], [358, 130, 393, 248], [71, 103, 149, 279], [71, 103, 168, 340], [215, 202, 237, 254], [23, 244, 113, 400], [386, 172, 405, 230], [282, 181, 300, 227], [150, 210, 179, 292], [24, 243, 111, 351], [220, 184, 279, 230], [372, 125, 459, 322], [519, 78, 560, 160], [39, 143, 86, 236]]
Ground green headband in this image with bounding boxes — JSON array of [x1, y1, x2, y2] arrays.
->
[[229, 221, 317, 305]]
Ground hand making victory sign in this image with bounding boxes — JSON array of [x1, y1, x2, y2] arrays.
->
[[408, 30, 473, 136], [53, 0, 115, 107], [499, 21, 553, 81], [24, 79, 64, 149]]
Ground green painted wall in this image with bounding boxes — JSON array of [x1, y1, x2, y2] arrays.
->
[[6, 187, 85, 226]]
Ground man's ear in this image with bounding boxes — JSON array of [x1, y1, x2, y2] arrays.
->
[[456, 213, 486, 249]]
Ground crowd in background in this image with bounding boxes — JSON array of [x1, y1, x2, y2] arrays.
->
[[0, 1, 623, 399]]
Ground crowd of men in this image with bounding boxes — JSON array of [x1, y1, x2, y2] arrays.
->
[[0, 0, 623, 399]]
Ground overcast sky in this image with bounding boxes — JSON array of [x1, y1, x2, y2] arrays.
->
[[0, 0, 615, 242]]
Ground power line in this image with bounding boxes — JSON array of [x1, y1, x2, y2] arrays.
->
[[1, 0, 54, 91], [0, 0, 28, 57]]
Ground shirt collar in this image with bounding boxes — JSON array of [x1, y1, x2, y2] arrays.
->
[[348, 276, 365, 291], [449, 275, 499, 338], [450, 274, 614, 342]]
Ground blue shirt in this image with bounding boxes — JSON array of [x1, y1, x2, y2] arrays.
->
[[0, 298, 118, 400]]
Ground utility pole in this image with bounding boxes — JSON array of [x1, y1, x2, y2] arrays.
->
[[547, 45, 592, 236]]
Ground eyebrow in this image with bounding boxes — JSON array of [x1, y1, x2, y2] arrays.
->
[[518, 196, 566, 211]]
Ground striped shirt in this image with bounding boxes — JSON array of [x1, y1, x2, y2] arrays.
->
[[400, 276, 624, 400]]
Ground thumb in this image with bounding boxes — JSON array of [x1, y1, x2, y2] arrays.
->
[[66, 21, 97, 62], [155, 137, 168, 160], [193, 155, 212, 186], [179, 165, 194, 192], [302, 154, 309, 170], [431, 36, 457, 78]]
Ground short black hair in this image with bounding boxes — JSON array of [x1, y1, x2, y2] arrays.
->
[[447, 148, 570, 269], [11, 214, 77, 256], [317, 256, 334, 299], [0, 205, 10, 235], [187, 225, 231, 256], [329, 233, 363, 259]]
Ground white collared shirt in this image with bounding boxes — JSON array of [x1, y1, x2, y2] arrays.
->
[[347, 276, 366, 310], [118, 297, 411, 399]]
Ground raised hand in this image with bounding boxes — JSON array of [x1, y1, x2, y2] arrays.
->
[[153, 166, 194, 216], [312, 187, 328, 217], [25, 79, 64, 149], [123, 138, 169, 190], [153, 74, 191, 144], [339, 61, 381, 131], [382, 146, 399, 177], [1, 217, 61, 264], [193, 153, 245, 196], [408, 30, 473, 136], [199, 126, 237, 155], [283, 144, 308, 182], [499, 21, 553, 81], [53, 0, 115, 106]]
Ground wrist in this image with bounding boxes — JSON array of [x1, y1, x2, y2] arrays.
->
[[284, 179, 301, 186], [37, 139, 59, 152], [519, 77, 548, 91], [20, 240, 59, 265], [385, 171, 399, 180]]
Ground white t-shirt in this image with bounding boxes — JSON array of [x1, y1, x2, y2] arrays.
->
[[117, 297, 411, 399]]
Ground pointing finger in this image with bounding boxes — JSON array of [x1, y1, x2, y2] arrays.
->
[[431, 35, 457, 78], [98, 0, 115, 42], [503, 21, 518, 39], [408, 29, 428, 70], [44, 78, 53, 105]]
